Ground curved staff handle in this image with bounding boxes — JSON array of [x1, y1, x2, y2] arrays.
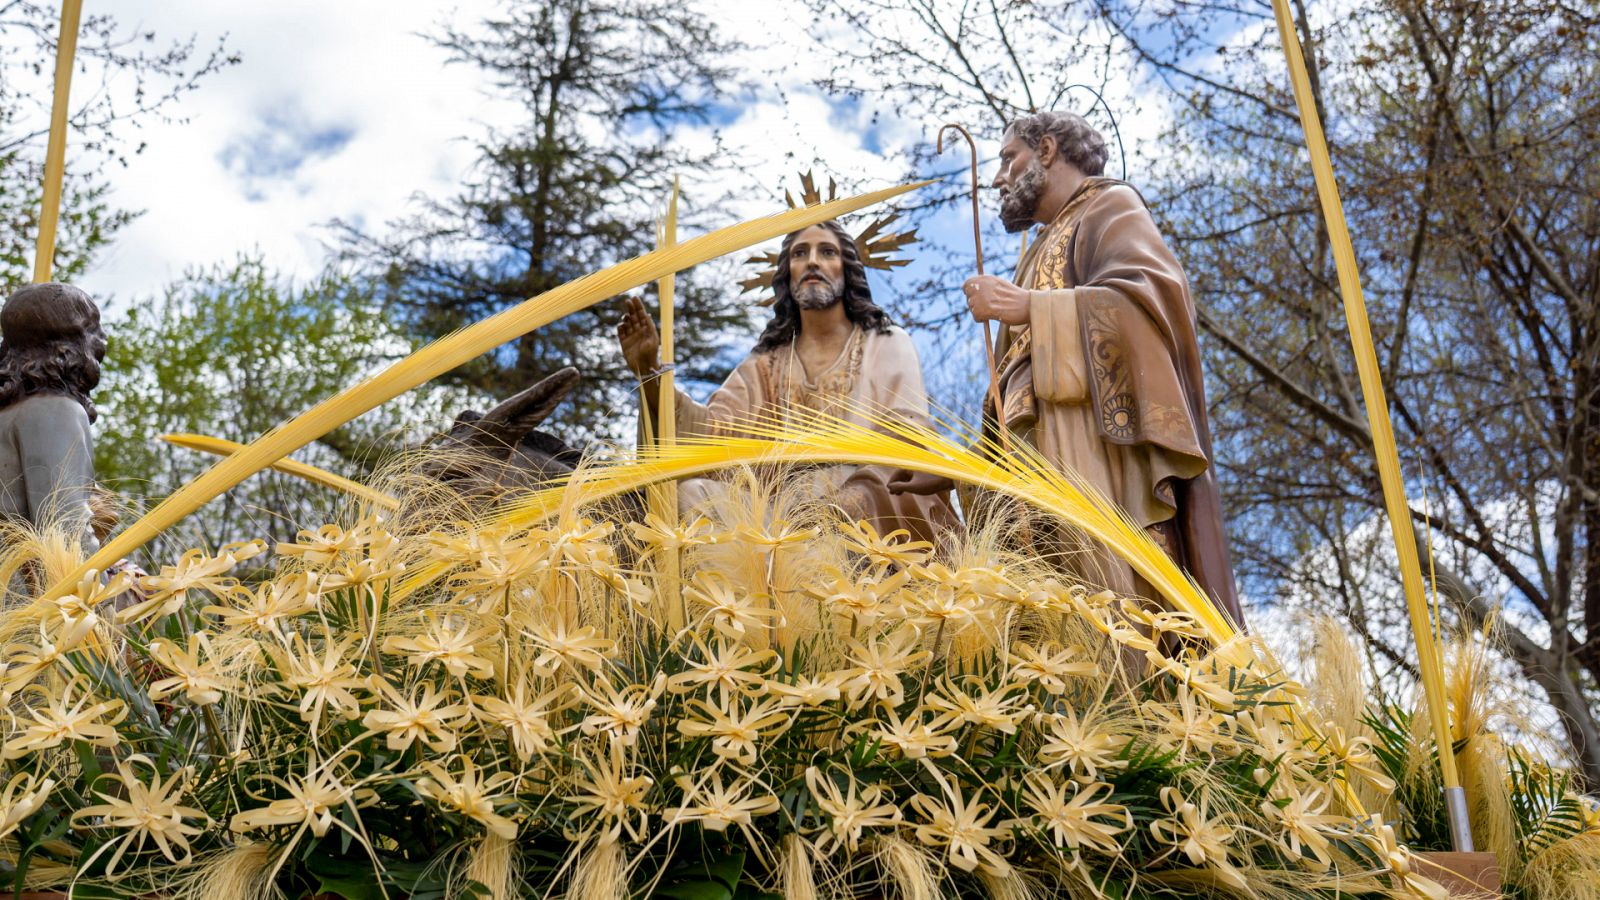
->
[[937, 123, 1008, 439]]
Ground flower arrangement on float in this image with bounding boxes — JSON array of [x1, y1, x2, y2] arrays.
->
[[0, 414, 1507, 900]]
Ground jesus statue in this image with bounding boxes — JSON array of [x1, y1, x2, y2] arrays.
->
[[616, 219, 958, 544]]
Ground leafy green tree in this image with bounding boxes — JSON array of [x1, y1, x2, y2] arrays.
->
[[0, 0, 236, 286], [96, 257, 467, 555], [341, 0, 751, 441]]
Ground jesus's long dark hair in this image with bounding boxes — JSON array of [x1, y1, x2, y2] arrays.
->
[[752, 220, 892, 353]]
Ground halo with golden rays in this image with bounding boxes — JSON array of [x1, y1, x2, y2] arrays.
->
[[737, 170, 920, 303]]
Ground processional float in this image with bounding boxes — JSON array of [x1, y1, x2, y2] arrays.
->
[[15, 0, 1486, 892]]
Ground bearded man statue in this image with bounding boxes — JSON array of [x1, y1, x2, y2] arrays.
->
[[617, 219, 958, 544], [904, 111, 1243, 626], [0, 282, 106, 552]]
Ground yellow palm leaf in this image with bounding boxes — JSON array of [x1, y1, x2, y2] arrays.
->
[[40, 180, 929, 602], [394, 406, 1235, 644], [160, 433, 400, 511]]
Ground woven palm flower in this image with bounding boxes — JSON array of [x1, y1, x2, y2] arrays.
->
[[837, 519, 932, 568], [362, 681, 467, 753], [382, 613, 495, 679], [320, 531, 403, 589], [3, 677, 126, 758], [1018, 776, 1130, 857], [762, 670, 847, 708], [202, 572, 319, 637], [579, 673, 666, 748], [147, 631, 238, 706], [627, 512, 723, 553], [70, 755, 208, 873], [923, 676, 1029, 735], [276, 521, 377, 567], [120, 541, 262, 625], [229, 758, 375, 841], [545, 518, 618, 569], [1235, 708, 1314, 778], [414, 757, 517, 840], [668, 769, 779, 841], [668, 636, 778, 701], [910, 561, 1020, 603], [265, 632, 367, 731], [1015, 577, 1082, 614], [805, 766, 902, 854], [678, 696, 792, 765], [868, 708, 959, 760], [1321, 725, 1397, 792], [524, 619, 616, 678], [1262, 786, 1345, 871], [1144, 685, 1226, 760], [840, 631, 928, 708], [49, 567, 131, 638], [1147, 653, 1237, 709], [2, 628, 78, 697], [1117, 599, 1210, 643], [686, 572, 781, 640], [910, 774, 1012, 877], [806, 566, 908, 631], [1038, 709, 1127, 781], [472, 679, 570, 762], [735, 520, 819, 554], [1357, 816, 1450, 900], [1150, 786, 1246, 891], [439, 531, 549, 600], [1007, 642, 1099, 695], [567, 740, 654, 844], [905, 584, 984, 636], [0, 772, 55, 841]]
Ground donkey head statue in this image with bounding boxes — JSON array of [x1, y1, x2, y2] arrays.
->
[[428, 367, 584, 495]]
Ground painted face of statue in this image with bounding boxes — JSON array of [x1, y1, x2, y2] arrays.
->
[[993, 133, 1047, 234], [787, 224, 846, 310]]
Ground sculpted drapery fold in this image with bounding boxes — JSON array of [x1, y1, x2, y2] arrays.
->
[[992, 178, 1243, 624], [667, 326, 959, 545]]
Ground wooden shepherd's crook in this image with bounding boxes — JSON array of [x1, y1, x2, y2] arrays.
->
[[937, 123, 1007, 437]]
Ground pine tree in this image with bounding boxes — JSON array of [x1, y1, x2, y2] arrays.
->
[[343, 0, 750, 441]]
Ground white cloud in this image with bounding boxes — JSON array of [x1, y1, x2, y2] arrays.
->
[[69, 1, 928, 310], [76, 0, 515, 304], [67, 3, 1150, 279], [61, 0, 1164, 406]]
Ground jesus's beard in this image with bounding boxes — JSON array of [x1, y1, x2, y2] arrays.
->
[[794, 273, 844, 310], [999, 158, 1047, 233]]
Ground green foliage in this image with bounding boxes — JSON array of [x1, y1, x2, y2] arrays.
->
[[1362, 704, 1449, 849], [0, 156, 134, 287], [95, 256, 468, 551], [1507, 750, 1588, 857]]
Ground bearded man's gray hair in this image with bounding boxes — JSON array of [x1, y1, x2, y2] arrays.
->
[[1005, 111, 1109, 177]]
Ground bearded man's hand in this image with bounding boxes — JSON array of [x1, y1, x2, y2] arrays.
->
[[962, 275, 1031, 325]]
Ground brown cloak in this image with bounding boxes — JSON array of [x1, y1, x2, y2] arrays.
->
[[991, 178, 1244, 627]]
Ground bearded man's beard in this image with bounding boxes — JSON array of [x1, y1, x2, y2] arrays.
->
[[999, 158, 1047, 233], [793, 272, 844, 310]]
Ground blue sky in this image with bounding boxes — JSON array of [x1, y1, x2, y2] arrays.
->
[[35, 0, 1168, 422], [15, 6, 890, 398]]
